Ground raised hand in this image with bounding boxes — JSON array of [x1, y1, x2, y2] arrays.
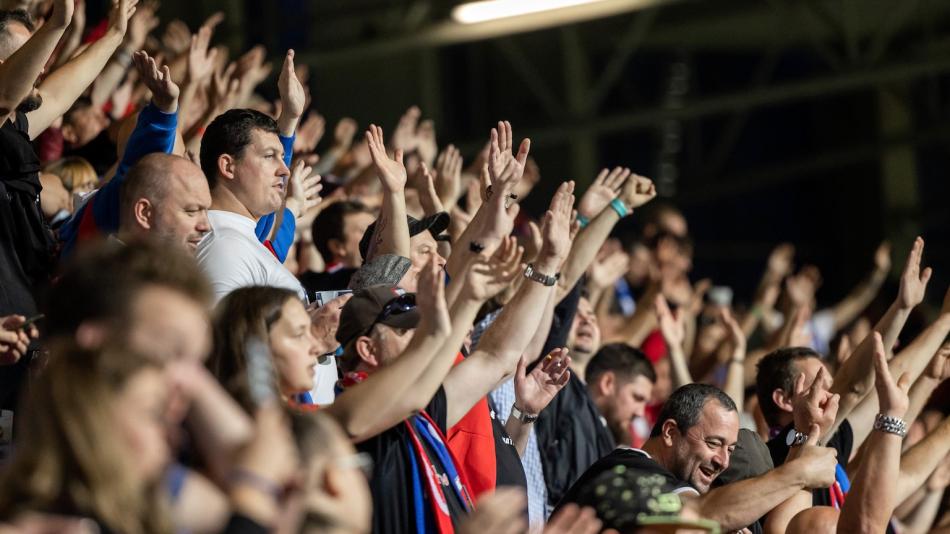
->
[[720, 307, 747, 360], [124, 0, 157, 49], [187, 23, 218, 85], [208, 62, 239, 113], [309, 294, 353, 354], [588, 249, 629, 291], [654, 294, 685, 349], [785, 265, 821, 308], [293, 112, 325, 154], [236, 45, 272, 93], [791, 365, 839, 437], [766, 243, 795, 281], [487, 121, 530, 192], [416, 119, 438, 166], [874, 240, 893, 274], [873, 332, 910, 418], [390, 106, 421, 152], [277, 49, 306, 135], [365, 124, 407, 192], [515, 348, 571, 415], [577, 167, 629, 219], [333, 117, 358, 149], [285, 160, 322, 218], [162, 19, 191, 55], [434, 144, 463, 208], [617, 172, 656, 211], [536, 181, 576, 269], [49, 0, 76, 29], [108, 0, 140, 38], [132, 50, 179, 113], [416, 256, 451, 336], [897, 237, 931, 310], [463, 236, 524, 302]]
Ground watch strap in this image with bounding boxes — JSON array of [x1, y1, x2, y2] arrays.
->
[[510, 404, 538, 424]]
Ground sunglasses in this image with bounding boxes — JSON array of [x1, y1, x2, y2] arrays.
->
[[361, 293, 417, 338]]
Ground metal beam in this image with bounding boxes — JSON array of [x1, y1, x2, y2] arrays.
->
[[587, 7, 657, 112]]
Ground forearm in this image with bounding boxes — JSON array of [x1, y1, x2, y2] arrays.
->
[[838, 430, 901, 533], [832, 268, 887, 331], [697, 461, 806, 531], [904, 375, 939, 428], [0, 21, 67, 115], [723, 358, 746, 412], [277, 111, 300, 138], [898, 489, 945, 534], [89, 46, 133, 107], [444, 206, 489, 279], [31, 30, 125, 137], [876, 300, 912, 355], [895, 417, 950, 504], [763, 490, 811, 534], [328, 321, 449, 442], [558, 208, 620, 292], [366, 191, 410, 261], [417, 181, 445, 217], [504, 417, 532, 456], [522, 290, 556, 365], [186, 377, 255, 481], [668, 344, 694, 389]]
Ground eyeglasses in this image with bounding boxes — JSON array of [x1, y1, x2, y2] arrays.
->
[[375, 293, 416, 324], [336, 451, 374, 478]]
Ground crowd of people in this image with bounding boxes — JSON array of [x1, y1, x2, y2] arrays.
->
[[1, 1, 949, 533]]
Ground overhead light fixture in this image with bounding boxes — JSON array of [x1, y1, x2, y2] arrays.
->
[[452, 0, 606, 24]]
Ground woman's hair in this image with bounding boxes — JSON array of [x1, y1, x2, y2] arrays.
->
[[0, 343, 170, 534], [43, 157, 98, 192], [209, 286, 299, 411]]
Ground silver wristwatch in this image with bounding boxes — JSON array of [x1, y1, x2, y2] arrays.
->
[[874, 414, 908, 437], [785, 428, 809, 447], [510, 404, 539, 424], [523, 264, 559, 287]]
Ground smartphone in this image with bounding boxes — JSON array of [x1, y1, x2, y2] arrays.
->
[[18, 314, 44, 330], [310, 289, 353, 308], [708, 286, 733, 307], [245, 336, 277, 407]]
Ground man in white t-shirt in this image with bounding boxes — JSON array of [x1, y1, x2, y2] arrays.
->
[[196, 52, 337, 404]]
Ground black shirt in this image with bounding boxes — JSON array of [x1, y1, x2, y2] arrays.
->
[[766, 420, 853, 506], [535, 373, 616, 508], [357, 387, 467, 534], [486, 396, 528, 491], [1, 112, 56, 409]]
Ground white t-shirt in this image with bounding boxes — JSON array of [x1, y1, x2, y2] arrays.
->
[[197, 210, 336, 405]]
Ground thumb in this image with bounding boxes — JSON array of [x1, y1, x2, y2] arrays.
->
[[284, 49, 295, 71], [805, 423, 821, 446], [516, 355, 527, 382]]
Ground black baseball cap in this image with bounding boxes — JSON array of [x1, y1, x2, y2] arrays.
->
[[358, 212, 450, 262], [335, 286, 420, 348]]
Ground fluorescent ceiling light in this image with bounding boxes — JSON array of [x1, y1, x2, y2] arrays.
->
[[452, 0, 605, 24]]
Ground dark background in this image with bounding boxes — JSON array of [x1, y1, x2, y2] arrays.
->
[[113, 0, 950, 325]]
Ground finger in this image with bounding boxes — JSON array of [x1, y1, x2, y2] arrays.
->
[[793, 371, 807, 397], [515, 138, 530, 167], [872, 332, 891, 384], [804, 423, 821, 446], [516, 355, 527, 382], [593, 168, 608, 186], [897, 372, 912, 392]]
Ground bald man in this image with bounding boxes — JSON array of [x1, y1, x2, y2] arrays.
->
[[118, 153, 211, 253]]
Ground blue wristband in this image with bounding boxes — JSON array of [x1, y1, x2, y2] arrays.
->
[[576, 214, 590, 228], [610, 198, 629, 218]]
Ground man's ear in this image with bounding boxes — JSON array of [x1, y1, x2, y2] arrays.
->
[[61, 123, 78, 144], [660, 419, 678, 447], [132, 198, 153, 230], [217, 154, 236, 182], [354, 335, 379, 368], [773, 388, 794, 414], [596, 371, 616, 397]]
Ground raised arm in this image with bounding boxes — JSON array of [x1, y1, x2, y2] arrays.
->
[[276, 49, 305, 138], [838, 333, 910, 533], [28, 0, 137, 139], [655, 293, 693, 388], [720, 308, 747, 411], [894, 415, 950, 506], [506, 348, 571, 456], [89, 1, 156, 108], [325, 258, 452, 442], [838, 288, 950, 453], [362, 124, 410, 261], [828, 241, 891, 332], [443, 181, 575, 427], [0, 0, 71, 123], [556, 169, 656, 300]]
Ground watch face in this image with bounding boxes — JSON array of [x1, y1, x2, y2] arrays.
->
[[786, 429, 797, 446]]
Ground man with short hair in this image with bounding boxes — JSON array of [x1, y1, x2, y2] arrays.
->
[[118, 153, 212, 253], [298, 200, 374, 293], [585, 343, 656, 445], [565, 295, 601, 371], [557, 383, 838, 532]]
